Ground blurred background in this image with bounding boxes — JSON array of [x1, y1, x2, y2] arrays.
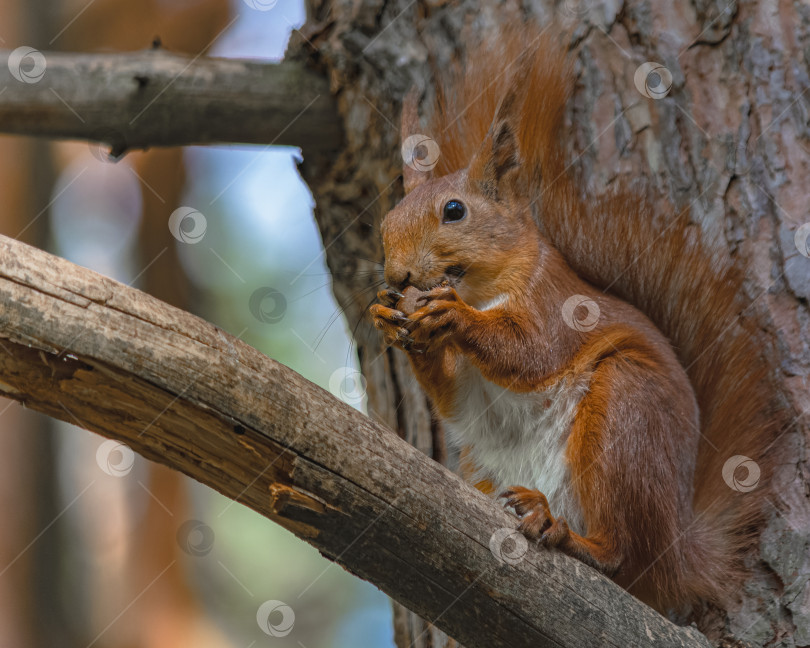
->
[[0, 0, 395, 646]]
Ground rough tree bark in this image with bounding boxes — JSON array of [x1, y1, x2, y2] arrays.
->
[[285, 1, 810, 647]]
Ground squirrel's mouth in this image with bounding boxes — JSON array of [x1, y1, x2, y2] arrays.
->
[[407, 265, 466, 291]]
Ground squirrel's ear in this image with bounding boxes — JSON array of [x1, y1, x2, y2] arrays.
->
[[400, 89, 432, 194], [468, 68, 527, 200]]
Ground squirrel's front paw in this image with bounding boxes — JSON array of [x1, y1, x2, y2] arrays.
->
[[370, 289, 420, 352], [499, 486, 570, 547], [406, 285, 468, 350]]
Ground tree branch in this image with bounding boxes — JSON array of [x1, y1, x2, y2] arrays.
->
[[0, 49, 341, 156], [0, 234, 710, 648]]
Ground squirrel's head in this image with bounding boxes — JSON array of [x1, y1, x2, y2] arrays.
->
[[380, 170, 539, 309], [380, 85, 541, 309]]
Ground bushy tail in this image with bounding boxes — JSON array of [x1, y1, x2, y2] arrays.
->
[[565, 189, 782, 607], [427, 26, 783, 606]]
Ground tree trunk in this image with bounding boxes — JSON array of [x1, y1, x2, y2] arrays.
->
[[289, 1, 810, 646]]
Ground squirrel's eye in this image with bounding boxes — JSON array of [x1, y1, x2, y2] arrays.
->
[[442, 200, 466, 223]]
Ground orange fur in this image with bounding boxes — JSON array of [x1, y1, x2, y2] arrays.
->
[[371, 28, 782, 613]]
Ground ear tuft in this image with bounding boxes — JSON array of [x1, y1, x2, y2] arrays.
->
[[400, 88, 434, 194], [467, 62, 529, 200], [492, 121, 520, 180]]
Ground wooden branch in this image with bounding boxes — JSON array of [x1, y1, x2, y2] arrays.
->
[[0, 233, 710, 648], [0, 49, 341, 156]]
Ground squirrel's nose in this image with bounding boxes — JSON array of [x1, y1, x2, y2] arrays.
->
[[385, 267, 411, 291]]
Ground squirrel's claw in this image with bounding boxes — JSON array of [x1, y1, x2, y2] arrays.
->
[[395, 328, 415, 345], [370, 303, 408, 325], [377, 287, 405, 307], [415, 284, 459, 308], [369, 302, 426, 353], [499, 486, 560, 542]]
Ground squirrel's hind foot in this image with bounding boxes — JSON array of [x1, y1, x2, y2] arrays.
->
[[499, 486, 622, 577]]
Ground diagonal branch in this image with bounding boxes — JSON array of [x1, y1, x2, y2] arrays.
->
[[0, 49, 341, 156], [0, 234, 710, 648]]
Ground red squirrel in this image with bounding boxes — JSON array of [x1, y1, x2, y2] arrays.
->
[[369, 31, 780, 612]]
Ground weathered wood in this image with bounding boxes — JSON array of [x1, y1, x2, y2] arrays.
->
[[0, 233, 710, 648], [0, 49, 341, 156]]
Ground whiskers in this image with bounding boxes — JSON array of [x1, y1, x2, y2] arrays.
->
[[304, 258, 388, 370], [343, 278, 388, 370]]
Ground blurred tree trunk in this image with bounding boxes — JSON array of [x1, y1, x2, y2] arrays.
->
[[0, 0, 69, 645], [0, 98, 45, 648], [0, 1, 40, 637], [289, 1, 810, 647], [61, 2, 234, 647]]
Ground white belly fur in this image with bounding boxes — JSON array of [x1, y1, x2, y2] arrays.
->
[[444, 358, 590, 536]]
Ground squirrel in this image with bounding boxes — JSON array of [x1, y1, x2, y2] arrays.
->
[[368, 29, 781, 613]]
